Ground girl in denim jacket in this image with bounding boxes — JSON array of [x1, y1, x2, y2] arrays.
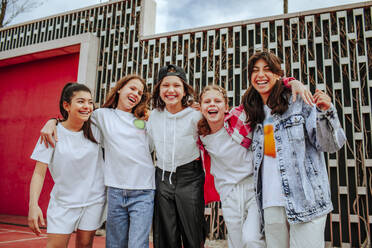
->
[[243, 51, 346, 248]]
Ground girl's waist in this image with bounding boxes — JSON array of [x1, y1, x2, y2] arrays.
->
[[156, 157, 202, 173], [155, 153, 200, 171]]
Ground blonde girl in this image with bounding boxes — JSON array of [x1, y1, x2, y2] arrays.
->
[[198, 85, 265, 248]]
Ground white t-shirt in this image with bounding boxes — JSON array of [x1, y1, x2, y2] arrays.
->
[[147, 107, 201, 172], [261, 105, 286, 209], [31, 124, 105, 208], [200, 128, 253, 202], [92, 108, 155, 189]]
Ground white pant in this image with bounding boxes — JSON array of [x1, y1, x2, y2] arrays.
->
[[221, 176, 265, 248], [264, 206, 327, 248]]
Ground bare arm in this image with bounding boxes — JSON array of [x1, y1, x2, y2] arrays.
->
[[28, 162, 47, 236], [40, 119, 58, 148]]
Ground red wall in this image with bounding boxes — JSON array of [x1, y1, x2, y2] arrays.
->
[[0, 52, 79, 216]]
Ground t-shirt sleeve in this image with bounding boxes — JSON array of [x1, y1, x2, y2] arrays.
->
[[30, 137, 54, 165], [192, 110, 203, 140], [91, 109, 105, 147], [146, 113, 154, 152], [91, 123, 103, 146], [90, 109, 100, 127]]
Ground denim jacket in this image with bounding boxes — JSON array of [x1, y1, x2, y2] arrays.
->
[[252, 97, 346, 224]]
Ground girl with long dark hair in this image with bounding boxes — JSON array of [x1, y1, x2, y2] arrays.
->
[[28, 83, 105, 248], [244, 51, 346, 247], [39, 75, 155, 248]]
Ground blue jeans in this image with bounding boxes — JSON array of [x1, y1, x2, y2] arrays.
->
[[106, 187, 155, 248]]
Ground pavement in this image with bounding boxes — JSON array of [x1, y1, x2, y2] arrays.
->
[[0, 214, 227, 247]]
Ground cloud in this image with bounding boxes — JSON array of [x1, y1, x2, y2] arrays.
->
[[154, 0, 367, 34], [8, 0, 108, 26], [8, 0, 368, 33]]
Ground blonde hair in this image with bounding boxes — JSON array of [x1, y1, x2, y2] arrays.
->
[[197, 85, 228, 136]]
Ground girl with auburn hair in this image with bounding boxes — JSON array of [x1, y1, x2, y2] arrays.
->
[[29, 83, 105, 248], [244, 51, 346, 247], [39, 75, 155, 248], [102, 74, 149, 119], [198, 85, 265, 248]]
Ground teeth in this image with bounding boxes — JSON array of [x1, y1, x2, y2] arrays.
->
[[165, 96, 177, 101], [128, 97, 136, 103]]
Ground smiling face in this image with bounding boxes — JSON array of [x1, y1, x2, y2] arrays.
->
[[250, 58, 281, 104], [201, 89, 228, 131], [117, 78, 144, 112], [159, 75, 185, 113], [63, 91, 93, 122]]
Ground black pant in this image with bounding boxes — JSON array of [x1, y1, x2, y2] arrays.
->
[[153, 160, 206, 248]]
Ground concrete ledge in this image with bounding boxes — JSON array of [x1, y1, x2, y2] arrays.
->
[[0, 33, 99, 92]]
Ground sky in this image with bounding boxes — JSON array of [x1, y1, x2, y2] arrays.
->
[[6, 0, 369, 34]]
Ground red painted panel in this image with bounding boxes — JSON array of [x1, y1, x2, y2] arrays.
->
[[0, 45, 80, 67], [0, 53, 80, 216]]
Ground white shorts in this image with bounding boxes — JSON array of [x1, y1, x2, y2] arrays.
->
[[46, 200, 106, 234]]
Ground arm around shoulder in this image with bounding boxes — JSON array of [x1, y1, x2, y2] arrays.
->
[[40, 119, 58, 148], [145, 112, 155, 153]]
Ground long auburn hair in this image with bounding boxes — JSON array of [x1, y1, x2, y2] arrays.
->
[[59, 83, 97, 144], [242, 51, 291, 130], [102, 74, 150, 119], [152, 70, 195, 111], [197, 85, 228, 136]]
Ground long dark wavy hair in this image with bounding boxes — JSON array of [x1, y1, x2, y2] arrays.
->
[[102, 74, 150, 119], [59, 83, 97, 144], [197, 85, 228, 136], [242, 51, 291, 130]]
